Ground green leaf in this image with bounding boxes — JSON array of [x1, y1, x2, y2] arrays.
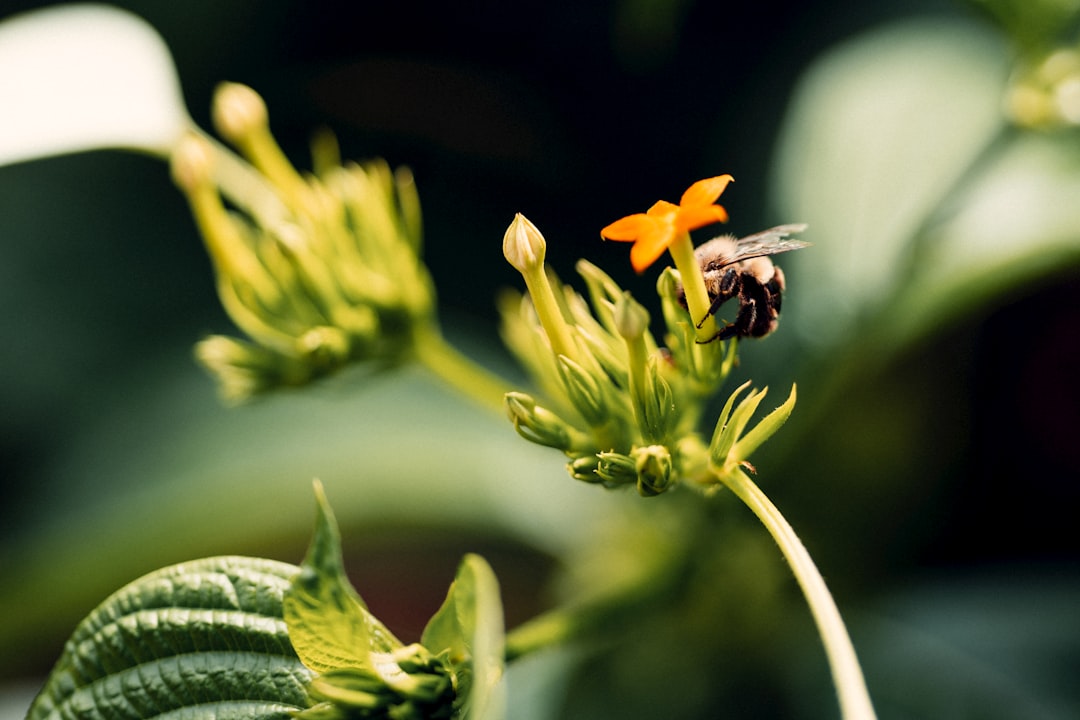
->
[[732, 383, 797, 463], [283, 481, 402, 674], [422, 554, 506, 720], [27, 556, 312, 720], [884, 130, 1080, 347], [772, 17, 1008, 350], [708, 382, 760, 468]]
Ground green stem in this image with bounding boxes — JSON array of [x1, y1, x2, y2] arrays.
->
[[667, 233, 719, 342], [719, 469, 876, 720], [504, 607, 580, 662], [413, 328, 510, 415]]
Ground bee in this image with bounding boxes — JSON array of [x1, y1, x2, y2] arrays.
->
[[677, 223, 810, 342]]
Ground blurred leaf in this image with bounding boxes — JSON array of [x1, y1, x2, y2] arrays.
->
[[886, 128, 1080, 346], [772, 17, 1009, 351], [0, 4, 191, 165], [26, 556, 312, 720], [825, 569, 1080, 720]]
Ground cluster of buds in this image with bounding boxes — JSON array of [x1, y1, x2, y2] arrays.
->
[[1006, 47, 1080, 128], [170, 83, 435, 401], [501, 214, 794, 496]]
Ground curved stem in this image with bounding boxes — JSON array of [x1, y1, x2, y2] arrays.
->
[[412, 328, 510, 415], [719, 469, 877, 720]]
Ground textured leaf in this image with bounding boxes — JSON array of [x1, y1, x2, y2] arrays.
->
[[284, 481, 402, 674], [27, 556, 313, 720]]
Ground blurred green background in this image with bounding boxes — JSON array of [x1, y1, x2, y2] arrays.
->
[[1, 0, 1078, 718]]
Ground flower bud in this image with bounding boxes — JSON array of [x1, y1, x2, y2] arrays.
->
[[212, 81, 268, 143], [595, 451, 638, 487], [613, 291, 650, 341], [634, 445, 673, 497], [505, 392, 573, 451], [556, 355, 608, 427], [568, 455, 603, 484], [502, 213, 546, 273]]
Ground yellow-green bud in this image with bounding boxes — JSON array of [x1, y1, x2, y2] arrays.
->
[[595, 451, 638, 487], [212, 82, 268, 144], [505, 392, 572, 451], [568, 455, 603, 484], [502, 213, 546, 273], [633, 445, 673, 497], [556, 355, 608, 427], [613, 291, 650, 341]]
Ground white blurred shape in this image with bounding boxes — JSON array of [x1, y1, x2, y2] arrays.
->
[[0, 3, 190, 165]]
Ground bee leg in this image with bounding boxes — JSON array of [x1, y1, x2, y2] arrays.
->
[[695, 270, 739, 330], [697, 319, 741, 343]]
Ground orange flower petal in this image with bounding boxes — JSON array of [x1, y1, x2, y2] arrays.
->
[[601, 213, 654, 242], [675, 204, 729, 232], [628, 223, 676, 273], [646, 199, 679, 218], [679, 175, 734, 208]]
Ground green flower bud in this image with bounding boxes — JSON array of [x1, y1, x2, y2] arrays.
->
[[568, 455, 604, 483], [634, 444, 673, 497], [505, 392, 574, 451], [613, 291, 650, 341], [556, 355, 609, 427], [194, 335, 312, 403], [595, 451, 638, 488]]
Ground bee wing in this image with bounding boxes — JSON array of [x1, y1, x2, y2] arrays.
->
[[695, 224, 810, 269], [732, 224, 810, 259]]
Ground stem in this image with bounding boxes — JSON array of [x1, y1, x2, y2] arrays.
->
[[504, 607, 580, 662], [412, 328, 510, 415], [522, 267, 578, 362], [666, 233, 719, 342], [718, 469, 876, 720]]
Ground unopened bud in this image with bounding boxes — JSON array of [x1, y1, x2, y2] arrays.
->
[[505, 392, 571, 450], [634, 445, 673, 497], [595, 451, 638, 487], [613, 291, 650, 341], [556, 356, 608, 426], [502, 213, 547, 273], [212, 82, 268, 143], [568, 455, 603, 484]]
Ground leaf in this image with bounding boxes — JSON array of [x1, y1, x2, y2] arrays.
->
[[422, 554, 506, 720], [283, 481, 402, 674], [732, 383, 797, 463], [884, 130, 1080, 347], [771, 17, 1009, 350], [27, 556, 312, 720]]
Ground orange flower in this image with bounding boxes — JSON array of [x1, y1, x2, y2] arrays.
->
[[601, 175, 733, 272]]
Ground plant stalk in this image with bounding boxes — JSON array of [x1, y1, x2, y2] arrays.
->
[[719, 468, 877, 720]]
